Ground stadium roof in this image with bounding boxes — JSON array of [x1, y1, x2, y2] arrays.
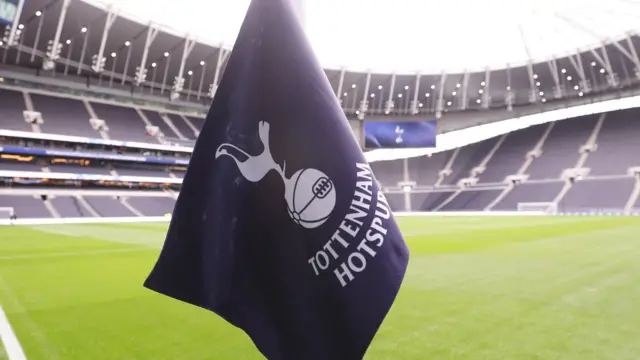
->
[[84, 0, 640, 74]]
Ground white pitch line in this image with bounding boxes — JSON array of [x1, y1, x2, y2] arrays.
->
[[0, 305, 27, 360], [0, 247, 150, 261]]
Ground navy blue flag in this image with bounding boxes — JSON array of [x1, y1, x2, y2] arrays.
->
[[144, 0, 410, 358]]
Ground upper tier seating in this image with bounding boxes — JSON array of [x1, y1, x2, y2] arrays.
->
[[85, 196, 137, 217], [440, 190, 502, 211], [126, 197, 176, 216], [0, 89, 30, 131], [442, 137, 499, 185], [0, 195, 51, 218], [166, 113, 198, 140], [51, 196, 94, 217], [526, 115, 598, 180], [584, 109, 640, 176], [560, 178, 635, 213], [407, 152, 450, 186], [478, 124, 547, 183], [494, 182, 565, 211], [31, 94, 98, 137], [91, 102, 155, 143], [141, 110, 182, 140]]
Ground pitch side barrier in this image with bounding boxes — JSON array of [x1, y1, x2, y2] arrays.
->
[[0, 216, 171, 226], [393, 211, 546, 217], [4, 211, 638, 226], [0, 212, 549, 226]]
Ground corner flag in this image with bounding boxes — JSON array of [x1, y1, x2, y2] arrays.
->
[[143, 0, 410, 358]]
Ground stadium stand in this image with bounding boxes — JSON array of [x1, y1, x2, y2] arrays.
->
[[411, 191, 457, 211], [371, 160, 404, 187], [126, 197, 178, 216], [384, 193, 405, 212], [443, 137, 500, 185], [166, 113, 198, 140], [525, 115, 598, 180], [0, 195, 52, 218], [31, 94, 98, 137], [0, 89, 30, 131], [407, 152, 451, 186], [85, 197, 138, 217], [185, 116, 205, 132], [560, 178, 636, 213], [90, 102, 155, 142], [112, 164, 169, 177], [477, 124, 547, 183], [50, 196, 95, 218], [492, 181, 565, 210], [440, 189, 504, 211], [4, 82, 640, 218], [141, 110, 182, 140], [584, 109, 640, 176], [0, 161, 42, 171], [48, 164, 111, 175]]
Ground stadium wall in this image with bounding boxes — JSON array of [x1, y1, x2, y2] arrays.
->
[[0, 216, 171, 226], [0, 212, 549, 226]]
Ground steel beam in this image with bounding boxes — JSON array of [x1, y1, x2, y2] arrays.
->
[[161, 55, 171, 94], [385, 73, 397, 114], [460, 71, 469, 110], [589, 44, 614, 75], [625, 32, 640, 78], [48, 0, 71, 61], [518, 25, 537, 103], [411, 72, 421, 114], [358, 71, 372, 119], [109, 55, 117, 87], [558, 13, 639, 72], [482, 68, 491, 108], [63, 40, 73, 75], [93, 8, 118, 72], [436, 72, 446, 118], [14, 26, 24, 64], [135, 24, 159, 85], [121, 44, 132, 85], [7, 0, 25, 46], [78, 29, 89, 75], [567, 51, 586, 81], [525, 61, 537, 102], [589, 43, 618, 87], [547, 58, 562, 98], [173, 35, 197, 94], [506, 64, 513, 111], [209, 46, 230, 98], [30, 11, 44, 62], [336, 67, 346, 102]]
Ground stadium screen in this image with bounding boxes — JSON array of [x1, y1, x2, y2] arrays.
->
[[364, 120, 437, 149], [0, 0, 17, 26]]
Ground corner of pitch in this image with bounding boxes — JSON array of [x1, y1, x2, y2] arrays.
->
[[307, 162, 392, 287]]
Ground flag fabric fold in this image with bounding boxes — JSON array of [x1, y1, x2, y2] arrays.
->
[[144, 0, 410, 358]]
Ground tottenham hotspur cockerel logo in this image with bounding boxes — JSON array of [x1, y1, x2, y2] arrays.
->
[[215, 121, 337, 229]]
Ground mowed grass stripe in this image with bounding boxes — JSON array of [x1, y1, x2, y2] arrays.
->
[[370, 218, 640, 360], [0, 227, 130, 258], [0, 217, 639, 359], [0, 341, 7, 360], [29, 224, 167, 249]]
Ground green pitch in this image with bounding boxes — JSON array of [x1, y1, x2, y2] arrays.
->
[[1, 217, 639, 359]]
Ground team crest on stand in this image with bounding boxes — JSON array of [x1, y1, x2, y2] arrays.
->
[[215, 121, 337, 229]]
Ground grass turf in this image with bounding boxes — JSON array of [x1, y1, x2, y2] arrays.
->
[[0, 217, 639, 359]]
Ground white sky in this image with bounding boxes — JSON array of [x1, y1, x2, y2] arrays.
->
[[84, 0, 640, 74]]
